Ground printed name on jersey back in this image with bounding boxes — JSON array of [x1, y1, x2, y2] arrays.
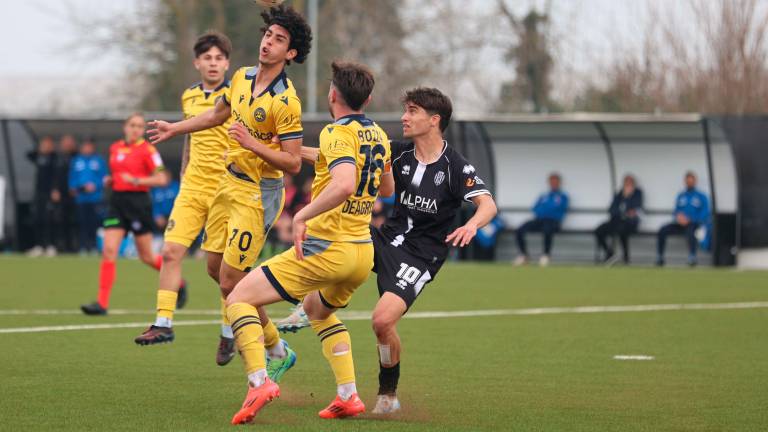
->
[[400, 191, 438, 214], [342, 199, 375, 216]]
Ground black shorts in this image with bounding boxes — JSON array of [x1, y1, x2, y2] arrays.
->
[[371, 228, 441, 310], [103, 191, 155, 235]]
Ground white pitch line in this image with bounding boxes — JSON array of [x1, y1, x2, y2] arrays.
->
[[0, 320, 219, 334], [614, 355, 655, 361], [0, 301, 767, 334]]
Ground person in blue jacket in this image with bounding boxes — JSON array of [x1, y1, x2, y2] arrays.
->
[[656, 171, 710, 266], [514, 173, 569, 266], [69, 139, 107, 253], [151, 171, 180, 233]]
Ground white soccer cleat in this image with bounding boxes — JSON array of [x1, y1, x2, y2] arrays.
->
[[371, 394, 401, 414], [538, 255, 550, 267], [275, 304, 310, 333], [512, 255, 528, 266]]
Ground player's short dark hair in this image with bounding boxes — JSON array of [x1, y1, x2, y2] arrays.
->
[[331, 61, 375, 111], [260, 5, 313, 65], [194, 31, 232, 59], [402, 87, 453, 132]]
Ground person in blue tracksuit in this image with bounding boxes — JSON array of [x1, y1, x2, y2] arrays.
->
[[656, 171, 710, 266], [514, 173, 569, 266], [151, 171, 180, 233], [69, 139, 108, 253]]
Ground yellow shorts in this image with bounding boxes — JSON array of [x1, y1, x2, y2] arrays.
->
[[201, 173, 284, 272], [261, 238, 374, 309], [163, 188, 215, 247]]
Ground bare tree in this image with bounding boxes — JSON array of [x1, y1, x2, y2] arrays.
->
[[576, 0, 768, 114]]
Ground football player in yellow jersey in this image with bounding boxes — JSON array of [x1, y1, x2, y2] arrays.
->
[[225, 61, 391, 424], [144, 6, 312, 377], [134, 32, 238, 356]]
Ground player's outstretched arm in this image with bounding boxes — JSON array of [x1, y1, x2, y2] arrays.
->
[[445, 194, 497, 247], [148, 98, 231, 145], [300, 146, 319, 165], [291, 163, 357, 260]]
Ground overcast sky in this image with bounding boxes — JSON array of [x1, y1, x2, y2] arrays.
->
[[0, 0, 725, 116], [0, 0, 654, 77]]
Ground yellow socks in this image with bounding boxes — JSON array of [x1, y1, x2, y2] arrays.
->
[[311, 314, 356, 385], [263, 318, 279, 349], [154, 290, 177, 328], [227, 302, 266, 375], [220, 298, 233, 338]]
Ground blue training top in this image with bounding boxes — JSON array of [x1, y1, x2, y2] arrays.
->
[[69, 154, 108, 204], [533, 190, 569, 222], [674, 188, 709, 224]]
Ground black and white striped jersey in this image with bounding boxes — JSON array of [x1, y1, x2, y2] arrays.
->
[[378, 140, 491, 265]]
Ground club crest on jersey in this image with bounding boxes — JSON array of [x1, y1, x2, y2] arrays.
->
[[463, 164, 475, 174], [254, 107, 267, 122], [466, 177, 476, 187], [402, 164, 411, 176], [434, 171, 445, 186]]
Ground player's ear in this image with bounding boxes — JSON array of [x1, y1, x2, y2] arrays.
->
[[431, 114, 441, 129], [363, 94, 373, 109], [286, 48, 297, 62], [193, 57, 200, 70]]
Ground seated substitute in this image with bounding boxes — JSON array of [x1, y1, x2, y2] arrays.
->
[[595, 174, 643, 264], [656, 171, 709, 267], [513, 172, 569, 267]]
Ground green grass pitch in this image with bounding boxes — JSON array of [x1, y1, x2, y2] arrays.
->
[[1, 256, 767, 431]]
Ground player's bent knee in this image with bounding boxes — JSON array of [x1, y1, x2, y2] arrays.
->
[[161, 243, 184, 264], [371, 314, 397, 338]]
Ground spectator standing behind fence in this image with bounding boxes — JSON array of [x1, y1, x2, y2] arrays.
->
[[595, 174, 643, 265], [656, 171, 710, 267], [513, 173, 569, 267], [69, 139, 107, 254], [25, 136, 58, 257], [53, 135, 79, 253], [151, 171, 180, 232]]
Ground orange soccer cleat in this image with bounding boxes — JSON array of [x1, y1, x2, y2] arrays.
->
[[318, 393, 366, 419], [230, 378, 280, 425]]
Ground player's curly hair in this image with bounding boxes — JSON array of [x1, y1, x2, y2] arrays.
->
[[260, 5, 313, 65], [402, 87, 453, 132]]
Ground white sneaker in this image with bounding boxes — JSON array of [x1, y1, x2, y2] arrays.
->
[[44, 246, 58, 257], [372, 394, 401, 414], [26, 246, 44, 258], [512, 255, 528, 266], [539, 255, 550, 267], [275, 303, 310, 333]]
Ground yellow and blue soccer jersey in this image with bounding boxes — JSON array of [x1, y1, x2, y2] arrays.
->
[[306, 114, 391, 242], [180, 81, 231, 195], [222, 66, 303, 181]]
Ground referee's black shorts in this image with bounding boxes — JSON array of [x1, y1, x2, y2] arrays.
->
[[103, 191, 155, 235], [371, 228, 440, 310]]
